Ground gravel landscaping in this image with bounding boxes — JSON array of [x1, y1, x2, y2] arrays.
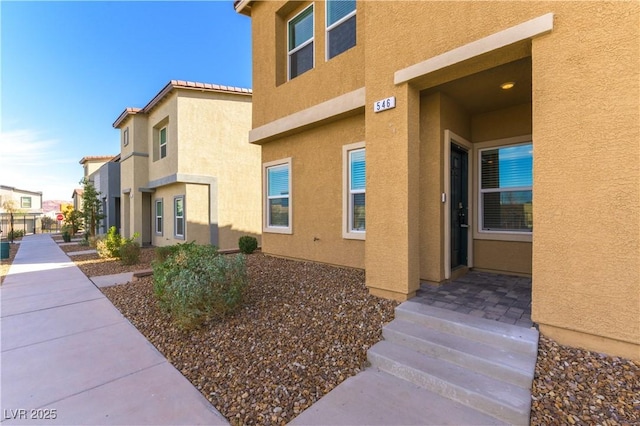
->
[[101, 253, 397, 425], [71, 247, 155, 276], [80, 251, 639, 425], [0, 241, 20, 285]]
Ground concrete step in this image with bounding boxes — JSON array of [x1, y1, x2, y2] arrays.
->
[[395, 300, 539, 354], [368, 340, 532, 425], [290, 369, 508, 425], [383, 319, 536, 388]]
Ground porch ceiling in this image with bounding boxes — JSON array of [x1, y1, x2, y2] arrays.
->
[[421, 57, 532, 115]]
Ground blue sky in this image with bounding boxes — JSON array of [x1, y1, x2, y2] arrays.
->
[[0, 0, 251, 201]]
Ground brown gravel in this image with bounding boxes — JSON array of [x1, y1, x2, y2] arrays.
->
[[72, 247, 155, 277], [530, 335, 639, 425], [0, 241, 20, 285], [101, 253, 398, 425], [91, 250, 639, 425], [58, 243, 89, 253]]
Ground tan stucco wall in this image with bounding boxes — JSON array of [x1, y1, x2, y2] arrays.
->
[[261, 114, 365, 269], [147, 97, 178, 182], [248, 1, 640, 357], [530, 2, 640, 359], [177, 92, 261, 250], [250, 1, 364, 128]]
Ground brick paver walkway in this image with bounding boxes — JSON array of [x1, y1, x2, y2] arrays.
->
[[413, 271, 533, 328]]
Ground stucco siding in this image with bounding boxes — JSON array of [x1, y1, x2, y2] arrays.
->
[[261, 114, 365, 269]]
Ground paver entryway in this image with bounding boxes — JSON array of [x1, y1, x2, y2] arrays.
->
[[414, 270, 533, 327], [0, 234, 228, 425]]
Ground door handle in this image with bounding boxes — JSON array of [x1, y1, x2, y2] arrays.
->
[[460, 224, 469, 228]]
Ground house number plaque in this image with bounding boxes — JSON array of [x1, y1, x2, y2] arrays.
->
[[373, 96, 396, 113]]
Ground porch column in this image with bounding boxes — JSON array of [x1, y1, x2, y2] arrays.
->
[[365, 83, 421, 301]]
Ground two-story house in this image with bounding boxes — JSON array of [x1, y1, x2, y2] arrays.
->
[[113, 80, 261, 250], [78, 155, 121, 234], [0, 185, 44, 235], [236, 1, 639, 359]]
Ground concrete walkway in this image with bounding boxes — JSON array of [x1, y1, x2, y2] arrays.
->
[[0, 234, 228, 425]]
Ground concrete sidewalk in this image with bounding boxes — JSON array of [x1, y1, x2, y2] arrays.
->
[[0, 234, 228, 425]]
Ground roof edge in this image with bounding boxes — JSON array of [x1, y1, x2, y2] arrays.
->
[[113, 107, 142, 129]]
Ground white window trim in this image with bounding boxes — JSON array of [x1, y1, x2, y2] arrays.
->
[[263, 158, 292, 234], [20, 196, 32, 209], [474, 135, 533, 243], [287, 4, 314, 80], [343, 142, 365, 240], [159, 126, 168, 159], [174, 195, 185, 240], [155, 198, 163, 236], [325, 1, 356, 61]]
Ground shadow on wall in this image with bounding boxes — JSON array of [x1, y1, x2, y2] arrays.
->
[[188, 219, 261, 251]]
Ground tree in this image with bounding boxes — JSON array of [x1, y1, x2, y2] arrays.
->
[[1, 200, 17, 242], [80, 177, 104, 238], [41, 216, 55, 232], [62, 205, 83, 235]]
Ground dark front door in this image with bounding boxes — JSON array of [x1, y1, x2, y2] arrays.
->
[[451, 145, 468, 269]]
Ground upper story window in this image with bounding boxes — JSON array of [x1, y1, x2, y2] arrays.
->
[[479, 142, 532, 233], [159, 126, 168, 159], [288, 5, 314, 80], [123, 127, 129, 147], [20, 197, 32, 208], [326, 0, 356, 60]]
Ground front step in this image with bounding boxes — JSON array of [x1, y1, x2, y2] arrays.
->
[[395, 301, 538, 353], [367, 301, 538, 426], [368, 341, 531, 426], [383, 319, 536, 388]]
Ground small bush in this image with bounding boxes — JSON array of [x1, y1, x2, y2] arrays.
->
[[238, 236, 258, 254], [119, 241, 141, 265], [62, 231, 71, 243], [8, 229, 25, 240], [152, 243, 248, 330], [155, 244, 183, 263], [96, 226, 138, 259]]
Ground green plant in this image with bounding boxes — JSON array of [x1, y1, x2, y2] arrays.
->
[[152, 243, 248, 330], [119, 241, 141, 265], [238, 235, 258, 254], [8, 229, 25, 240], [154, 244, 183, 263], [96, 226, 138, 259], [62, 230, 71, 243]]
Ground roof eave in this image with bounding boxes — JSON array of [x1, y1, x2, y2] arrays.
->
[[234, 0, 252, 16]]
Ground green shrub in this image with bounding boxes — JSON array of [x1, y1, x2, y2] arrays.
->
[[119, 241, 141, 265], [152, 243, 248, 330], [154, 244, 183, 263], [62, 231, 71, 243], [96, 226, 138, 259], [238, 235, 258, 254], [8, 229, 25, 240]]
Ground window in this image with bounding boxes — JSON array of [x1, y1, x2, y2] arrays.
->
[[264, 159, 292, 233], [174, 196, 185, 239], [159, 126, 167, 159], [479, 143, 532, 233], [343, 143, 365, 239], [20, 197, 32, 208], [123, 127, 129, 147], [155, 199, 163, 235], [326, 0, 356, 59], [288, 5, 314, 80]]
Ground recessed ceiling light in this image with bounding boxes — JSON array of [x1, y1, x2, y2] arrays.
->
[[501, 81, 515, 90]]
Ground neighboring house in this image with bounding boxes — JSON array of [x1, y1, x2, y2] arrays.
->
[[71, 188, 83, 212], [78, 155, 120, 235], [113, 80, 261, 250], [0, 185, 44, 235], [235, 1, 639, 359], [94, 156, 121, 234]]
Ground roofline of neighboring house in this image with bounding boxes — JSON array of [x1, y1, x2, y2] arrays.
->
[[71, 188, 84, 198], [0, 185, 43, 197], [79, 155, 116, 165], [112, 80, 253, 128], [112, 107, 142, 130], [234, 0, 252, 16]]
